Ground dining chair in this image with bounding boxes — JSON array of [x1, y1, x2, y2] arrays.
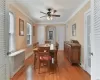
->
[[33, 42, 39, 48], [45, 41, 51, 44], [33, 42, 39, 69], [37, 47, 51, 73]]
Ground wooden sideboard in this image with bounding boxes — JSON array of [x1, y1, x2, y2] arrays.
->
[[64, 40, 81, 65]]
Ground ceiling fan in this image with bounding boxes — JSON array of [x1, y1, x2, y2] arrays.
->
[[40, 8, 60, 20]]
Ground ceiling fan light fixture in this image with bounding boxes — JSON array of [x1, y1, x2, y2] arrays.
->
[[47, 16, 53, 20], [40, 8, 60, 20], [51, 11, 54, 14], [50, 16, 53, 20], [47, 16, 50, 20]]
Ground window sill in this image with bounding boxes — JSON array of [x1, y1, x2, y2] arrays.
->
[[9, 49, 25, 57]]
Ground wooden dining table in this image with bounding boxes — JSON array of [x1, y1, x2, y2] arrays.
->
[[33, 44, 56, 52], [33, 44, 57, 69]]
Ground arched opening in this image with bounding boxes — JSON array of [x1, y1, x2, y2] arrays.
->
[[45, 25, 56, 44]]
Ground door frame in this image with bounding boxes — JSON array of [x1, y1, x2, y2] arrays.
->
[[4, 1, 10, 79], [84, 9, 91, 74], [45, 26, 56, 44]]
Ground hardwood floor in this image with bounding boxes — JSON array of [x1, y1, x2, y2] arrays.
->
[[11, 51, 90, 80]]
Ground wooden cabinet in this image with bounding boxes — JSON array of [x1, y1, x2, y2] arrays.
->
[[64, 40, 81, 64]]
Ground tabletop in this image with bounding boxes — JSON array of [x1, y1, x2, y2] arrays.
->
[[33, 44, 56, 51]]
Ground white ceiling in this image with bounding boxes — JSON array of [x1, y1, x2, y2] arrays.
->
[[8, 0, 87, 24]]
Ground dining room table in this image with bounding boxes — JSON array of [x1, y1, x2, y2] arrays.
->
[[33, 43, 57, 69]]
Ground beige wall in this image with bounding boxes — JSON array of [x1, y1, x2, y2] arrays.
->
[[66, 1, 90, 66], [33, 24, 38, 43], [9, 5, 37, 59]]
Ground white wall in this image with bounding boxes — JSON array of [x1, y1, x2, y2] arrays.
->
[[56, 26, 65, 50], [37, 25, 45, 44], [37, 24, 66, 50], [65, 24, 68, 41]]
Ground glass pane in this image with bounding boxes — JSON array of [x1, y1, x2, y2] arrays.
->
[[9, 12, 15, 52], [9, 12, 14, 33], [27, 35, 30, 44]]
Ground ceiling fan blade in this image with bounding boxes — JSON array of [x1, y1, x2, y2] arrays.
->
[[40, 16, 46, 18], [52, 15, 60, 17], [40, 11, 47, 14]]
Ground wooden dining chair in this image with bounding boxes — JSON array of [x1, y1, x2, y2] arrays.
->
[[33, 42, 39, 69], [37, 47, 51, 73], [45, 41, 51, 44], [33, 42, 39, 48]]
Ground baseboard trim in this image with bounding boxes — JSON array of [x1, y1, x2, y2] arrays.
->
[[10, 65, 26, 80], [79, 65, 91, 77], [25, 52, 33, 60], [11, 64, 24, 78], [84, 70, 91, 76], [80, 63, 85, 70]]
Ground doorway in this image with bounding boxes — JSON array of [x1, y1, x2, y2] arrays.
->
[[84, 9, 91, 75], [46, 26, 56, 44]]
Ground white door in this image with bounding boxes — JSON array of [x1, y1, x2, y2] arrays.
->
[[84, 10, 91, 75], [91, 0, 100, 79], [56, 26, 65, 50], [0, 0, 9, 80], [37, 26, 45, 44]]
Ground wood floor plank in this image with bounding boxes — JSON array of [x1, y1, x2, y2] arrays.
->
[[11, 51, 90, 80]]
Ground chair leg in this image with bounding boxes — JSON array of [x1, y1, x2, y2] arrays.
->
[[38, 61, 41, 74], [34, 54, 36, 69]]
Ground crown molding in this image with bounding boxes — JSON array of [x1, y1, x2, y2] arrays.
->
[[10, 3, 36, 23], [64, 0, 90, 23], [37, 22, 66, 25], [8, 0, 90, 25]]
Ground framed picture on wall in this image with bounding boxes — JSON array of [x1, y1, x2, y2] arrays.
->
[[49, 31, 53, 40], [72, 24, 76, 36], [19, 18, 24, 36]]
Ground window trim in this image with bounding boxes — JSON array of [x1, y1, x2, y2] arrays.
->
[[9, 11, 16, 52], [27, 23, 32, 46]]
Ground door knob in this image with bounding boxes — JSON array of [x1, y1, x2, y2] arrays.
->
[[90, 52, 93, 56], [7, 52, 11, 55]]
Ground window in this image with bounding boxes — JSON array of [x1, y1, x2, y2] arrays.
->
[[9, 12, 15, 52], [27, 23, 32, 46]]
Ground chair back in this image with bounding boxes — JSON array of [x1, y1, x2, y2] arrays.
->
[[45, 41, 51, 44], [33, 42, 39, 48], [38, 47, 50, 56]]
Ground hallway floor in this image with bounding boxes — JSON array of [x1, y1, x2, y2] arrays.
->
[[12, 51, 90, 80]]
